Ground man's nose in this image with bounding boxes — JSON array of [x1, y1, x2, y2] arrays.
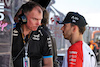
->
[[36, 20, 41, 25], [61, 26, 64, 31]]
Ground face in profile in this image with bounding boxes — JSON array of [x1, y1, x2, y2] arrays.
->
[[61, 23, 73, 40]]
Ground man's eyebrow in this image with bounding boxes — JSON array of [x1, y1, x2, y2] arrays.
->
[[32, 17, 41, 20], [33, 18, 38, 20]]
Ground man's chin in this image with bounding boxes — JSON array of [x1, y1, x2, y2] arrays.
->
[[64, 36, 69, 40], [64, 36, 67, 39], [32, 28, 38, 31], [32, 26, 39, 31], [65, 38, 69, 40]]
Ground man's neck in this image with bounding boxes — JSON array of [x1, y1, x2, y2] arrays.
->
[[70, 33, 83, 45], [21, 24, 31, 37]]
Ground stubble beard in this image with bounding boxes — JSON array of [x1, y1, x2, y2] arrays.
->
[[64, 32, 72, 42]]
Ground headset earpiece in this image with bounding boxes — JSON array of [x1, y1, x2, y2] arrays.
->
[[18, 10, 27, 24]]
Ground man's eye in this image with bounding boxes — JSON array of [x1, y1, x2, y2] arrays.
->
[[33, 18, 38, 21], [33, 18, 36, 20]]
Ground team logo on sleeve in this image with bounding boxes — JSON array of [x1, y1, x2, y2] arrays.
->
[[47, 37, 52, 50], [69, 51, 77, 65]]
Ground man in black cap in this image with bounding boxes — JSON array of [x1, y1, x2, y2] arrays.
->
[[58, 12, 97, 67]]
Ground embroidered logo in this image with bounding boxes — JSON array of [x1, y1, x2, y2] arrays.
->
[[47, 37, 52, 50], [32, 34, 40, 40], [13, 29, 18, 36], [71, 16, 79, 23]]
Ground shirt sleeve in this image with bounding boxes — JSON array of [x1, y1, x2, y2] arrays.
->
[[67, 43, 83, 67], [41, 31, 53, 58]]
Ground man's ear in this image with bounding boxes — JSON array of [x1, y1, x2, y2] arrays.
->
[[72, 25, 77, 32]]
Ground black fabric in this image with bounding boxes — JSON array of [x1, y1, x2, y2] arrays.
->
[[25, 35, 29, 43], [41, 25, 51, 36], [12, 23, 52, 67]]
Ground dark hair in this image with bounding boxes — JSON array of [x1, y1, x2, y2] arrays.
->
[[71, 23, 86, 34], [41, 9, 49, 26], [22, 1, 43, 14]]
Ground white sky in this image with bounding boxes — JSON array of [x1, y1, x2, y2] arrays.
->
[[53, 0, 100, 27]]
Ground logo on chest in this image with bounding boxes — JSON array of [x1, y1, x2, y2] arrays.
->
[[13, 29, 18, 36], [32, 34, 40, 40]]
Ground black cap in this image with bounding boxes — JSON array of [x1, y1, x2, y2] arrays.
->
[[58, 12, 87, 27]]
